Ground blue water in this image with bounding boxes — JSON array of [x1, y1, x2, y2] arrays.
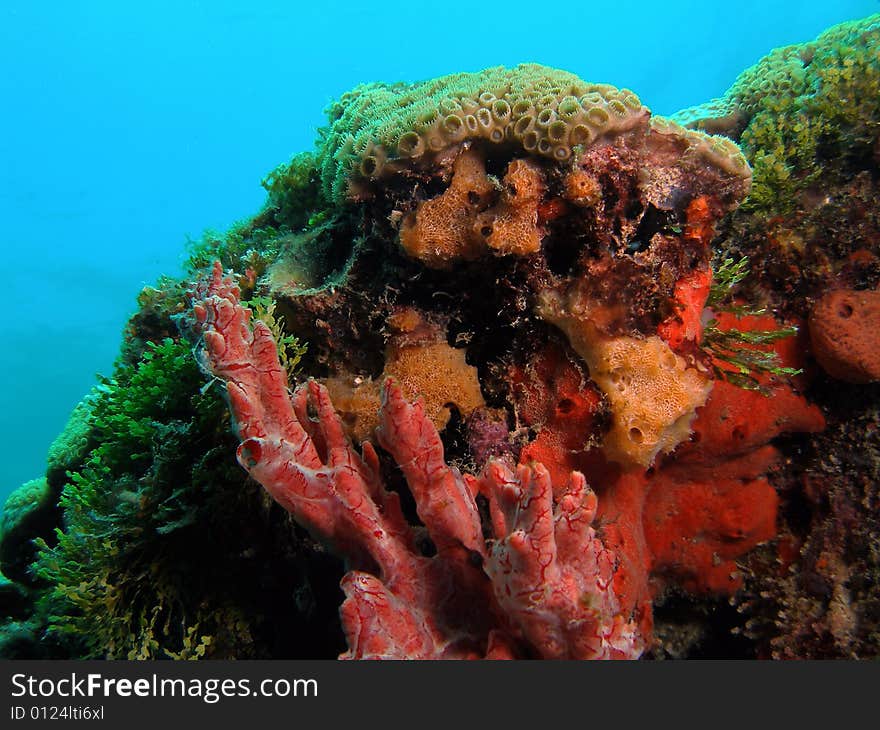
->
[[1, 0, 877, 502]]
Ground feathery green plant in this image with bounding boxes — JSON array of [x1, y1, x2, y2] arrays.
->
[[703, 256, 802, 392]]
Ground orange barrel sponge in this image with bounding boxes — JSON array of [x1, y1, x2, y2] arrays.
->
[[808, 288, 880, 383]]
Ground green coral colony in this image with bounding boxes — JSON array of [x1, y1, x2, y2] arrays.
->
[[2, 13, 880, 659], [320, 63, 749, 201], [673, 14, 880, 214]]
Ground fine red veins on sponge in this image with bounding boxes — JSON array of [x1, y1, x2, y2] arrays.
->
[[193, 262, 643, 660]]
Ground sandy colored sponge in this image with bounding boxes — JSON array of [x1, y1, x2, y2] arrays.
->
[[538, 289, 713, 469], [585, 334, 712, 469], [319, 64, 648, 202]]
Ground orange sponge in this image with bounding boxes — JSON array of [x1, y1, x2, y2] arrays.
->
[[809, 288, 880, 383], [399, 148, 493, 268], [473, 158, 545, 256]]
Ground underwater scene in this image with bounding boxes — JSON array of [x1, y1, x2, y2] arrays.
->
[[2, 2, 880, 659]]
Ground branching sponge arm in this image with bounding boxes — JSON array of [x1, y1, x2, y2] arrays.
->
[[190, 261, 645, 660]]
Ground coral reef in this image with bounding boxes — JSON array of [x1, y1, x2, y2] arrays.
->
[[675, 14, 880, 322], [30, 339, 286, 659], [319, 65, 647, 202], [3, 331, 344, 660], [189, 244, 824, 657], [1, 479, 59, 587], [6, 14, 880, 660], [505, 310, 824, 644], [668, 14, 880, 658], [192, 264, 641, 659]]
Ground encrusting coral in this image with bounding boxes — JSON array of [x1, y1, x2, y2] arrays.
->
[[672, 14, 880, 216], [9, 15, 880, 660], [319, 65, 652, 202]]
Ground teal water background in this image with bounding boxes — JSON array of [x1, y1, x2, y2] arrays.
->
[[1, 0, 877, 503]]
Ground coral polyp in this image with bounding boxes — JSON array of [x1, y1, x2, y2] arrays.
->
[[318, 63, 749, 203]]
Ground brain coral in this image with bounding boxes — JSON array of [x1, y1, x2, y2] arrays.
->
[[317, 64, 748, 203]]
